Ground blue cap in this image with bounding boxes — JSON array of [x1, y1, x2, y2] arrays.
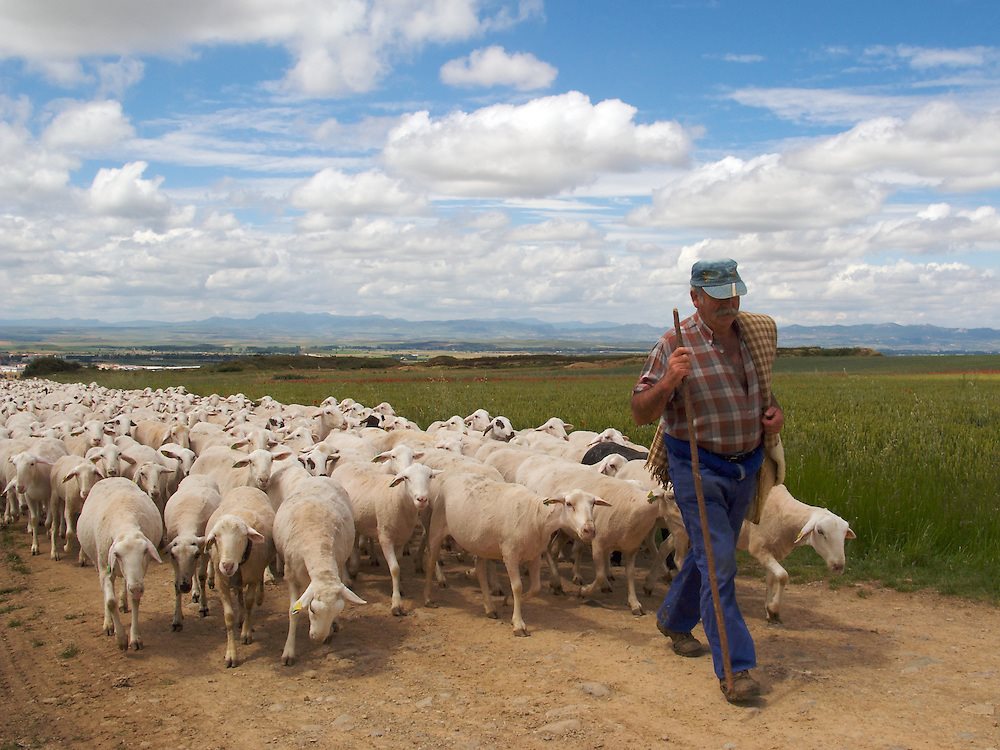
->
[[690, 258, 747, 299]]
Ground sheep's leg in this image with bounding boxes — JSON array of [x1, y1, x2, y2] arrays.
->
[[523, 556, 543, 600], [281, 578, 301, 666], [378, 532, 406, 616], [170, 558, 184, 631], [128, 589, 144, 650], [99, 567, 126, 650], [624, 550, 644, 616], [241, 582, 258, 644], [544, 546, 565, 594], [643, 531, 673, 595], [570, 538, 586, 585], [581, 540, 611, 598], [502, 554, 529, 637], [762, 558, 788, 624], [194, 555, 210, 617], [218, 582, 240, 667], [63, 508, 78, 557], [26, 497, 42, 556], [413, 505, 431, 574], [474, 557, 498, 619], [48, 494, 62, 561], [422, 509, 449, 606]]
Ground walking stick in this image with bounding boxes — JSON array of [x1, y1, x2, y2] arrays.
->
[[673, 308, 735, 696]]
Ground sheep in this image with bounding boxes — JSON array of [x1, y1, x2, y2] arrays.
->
[[422, 472, 608, 636], [48, 454, 105, 562], [86, 442, 122, 478], [330, 461, 440, 616], [189, 445, 292, 496], [0, 437, 32, 524], [204, 485, 277, 667], [738, 484, 857, 623], [7, 437, 69, 554], [580, 441, 649, 466], [274, 476, 366, 665], [162, 475, 223, 630], [76, 478, 163, 651], [464, 409, 492, 432]]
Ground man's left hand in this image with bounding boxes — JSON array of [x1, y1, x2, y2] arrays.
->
[[762, 406, 784, 435]]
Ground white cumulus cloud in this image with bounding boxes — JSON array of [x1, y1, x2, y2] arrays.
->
[[42, 100, 135, 152], [440, 45, 556, 90], [383, 91, 691, 197]]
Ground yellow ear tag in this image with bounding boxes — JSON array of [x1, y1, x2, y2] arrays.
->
[[646, 491, 655, 503], [291, 601, 303, 614]]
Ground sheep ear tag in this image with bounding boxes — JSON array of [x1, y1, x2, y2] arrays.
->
[[291, 600, 304, 615]]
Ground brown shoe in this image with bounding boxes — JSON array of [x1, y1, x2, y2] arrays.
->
[[720, 670, 760, 703], [656, 621, 705, 657]]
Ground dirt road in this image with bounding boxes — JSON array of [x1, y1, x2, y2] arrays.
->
[[1, 528, 998, 750]]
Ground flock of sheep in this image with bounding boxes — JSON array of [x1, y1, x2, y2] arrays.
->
[[0, 377, 855, 667]]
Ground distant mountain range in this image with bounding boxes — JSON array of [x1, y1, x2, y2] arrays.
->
[[0, 313, 998, 354]]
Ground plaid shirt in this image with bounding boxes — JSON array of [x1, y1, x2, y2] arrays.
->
[[633, 312, 764, 455]]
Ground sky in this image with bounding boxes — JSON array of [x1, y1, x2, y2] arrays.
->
[[1, 0, 999, 331]]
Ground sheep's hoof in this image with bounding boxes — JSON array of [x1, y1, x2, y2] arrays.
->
[[391, 606, 407, 617], [30, 547, 39, 556], [424, 601, 439, 609], [172, 621, 183, 632], [513, 628, 529, 637], [491, 587, 504, 597], [281, 655, 295, 666], [631, 605, 645, 617], [199, 608, 209, 618], [242, 634, 253, 645], [191, 592, 201, 603], [437, 580, 448, 589], [486, 611, 499, 620], [765, 611, 782, 625], [225, 657, 238, 668], [571, 575, 583, 585], [600, 583, 613, 593], [130, 640, 143, 651], [642, 586, 654, 597]]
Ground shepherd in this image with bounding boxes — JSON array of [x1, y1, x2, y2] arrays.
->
[[630, 258, 785, 703]]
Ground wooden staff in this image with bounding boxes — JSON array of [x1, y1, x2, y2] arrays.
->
[[673, 308, 734, 696]]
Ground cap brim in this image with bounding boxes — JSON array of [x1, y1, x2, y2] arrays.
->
[[700, 280, 747, 299]]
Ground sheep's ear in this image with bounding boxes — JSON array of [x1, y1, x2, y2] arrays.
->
[[62, 469, 80, 484], [107, 541, 119, 573], [593, 497, 612, 507], [144, 539, 163, 563], [412, 450, 425, 460], [845, 527, 857, 540], [2, 479, 15, 495], [232, 457, 251, 468], [389, 475, 405, 487], [543, 497, 565, 506], [291, 583, 315, 615], [121, 454, 137, 465], [564, 423, 574, 431], [339, 584, 367, 606], [372, 452, 390, 464], [793, 519, 816, 545], [271, 449, 292, 461], [246, 526, 266, 544], [430, 469, 443, 478]]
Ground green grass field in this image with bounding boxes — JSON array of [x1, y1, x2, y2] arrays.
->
[[49, 353, 1000, 603]]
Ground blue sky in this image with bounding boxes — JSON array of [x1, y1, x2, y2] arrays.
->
[[0, 0, 998, 330]]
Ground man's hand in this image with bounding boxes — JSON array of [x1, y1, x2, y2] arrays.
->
[[761, 405, 783, 435]]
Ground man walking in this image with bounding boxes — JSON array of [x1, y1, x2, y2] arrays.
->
[[630, 258, 784, 703]]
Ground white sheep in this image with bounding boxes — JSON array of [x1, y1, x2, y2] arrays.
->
[[7, 437, 69, 554], [162, 474, 223, 630], [738, 484, 857, 623], [464, 409, 492, 432], [48, 454, 105, 562], [274, 476, 366, 665], [515, 455, 674, 614], [422, 471, 608, 636], [330, 460, 440, 616], [204, 485, 276, 667], [189, 445, 292, 496], [76, 477, 163, 651]]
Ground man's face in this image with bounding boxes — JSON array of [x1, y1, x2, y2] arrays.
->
[[691, 287, 740, 329]]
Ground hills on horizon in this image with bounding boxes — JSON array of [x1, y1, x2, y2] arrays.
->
[[1, 312, 998, 354]]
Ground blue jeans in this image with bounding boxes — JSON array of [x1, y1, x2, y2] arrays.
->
[[657, 442, 759, 679]]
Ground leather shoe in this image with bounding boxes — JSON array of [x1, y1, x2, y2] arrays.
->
[[656, 620, 705, 657], [720, 670, 760, 703]]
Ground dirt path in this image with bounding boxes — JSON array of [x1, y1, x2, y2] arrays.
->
[[1, 528, 998, 750]]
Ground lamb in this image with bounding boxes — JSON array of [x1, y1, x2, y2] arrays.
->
[[76, 477, 163, 651], [161, 475, 223, 630], [273, 476, 366, 665], [48, 454, 105, 562], [204, 485, 277, 667], [330, 461, 440, 616], [738, 484, 856, 623], [422, 472, 608, 636]]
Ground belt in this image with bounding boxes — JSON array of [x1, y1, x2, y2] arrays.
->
[[719, 449, 758, 462]]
